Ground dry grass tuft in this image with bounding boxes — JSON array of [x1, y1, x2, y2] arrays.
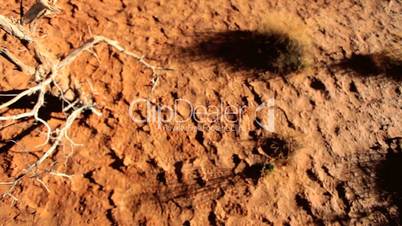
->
[[179, 12, 312, 77], [257, 11, 312, 73]]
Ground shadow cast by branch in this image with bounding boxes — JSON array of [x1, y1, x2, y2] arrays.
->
[[132, 162, 274, 210], [0, 90, 65, 154]]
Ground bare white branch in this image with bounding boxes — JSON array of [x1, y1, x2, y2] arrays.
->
[[0, 1, 168, 203], [50, 171, 72, 179], [57, 35, 170, 76], [36, 178, 50, 192], [0, 15, 32, 42]]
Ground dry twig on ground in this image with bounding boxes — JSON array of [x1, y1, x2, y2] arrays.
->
[[0, 0, 168, 203]]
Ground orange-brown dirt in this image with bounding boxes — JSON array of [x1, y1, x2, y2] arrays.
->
[[1, 0, 401, 225]]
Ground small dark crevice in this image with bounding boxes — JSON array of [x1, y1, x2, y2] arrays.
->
[[309, 99, 316, 108], [83, 171, 96, 184], [106, 191, 118, 226], [152, 15, 160, 23], [174, 161, 184, 183], [261, 217, 273, 225], [336, 182, 351, 214], [349, 81, 358, 93], [232, 154, 241, 169], [208, 211, 218, 226], [241, 95, 249, 107], [113, 92, 123, 102], [194, 170, 206, 187], [157, 171, 167, 185], [146, 158, 158, 168], [249, 130, 258, 140], [310, 77, 327, 91], [108, 149, 126, 172], [245, 80, 263, 105], [171, 91, 179, 100], [195, 130, 205, 145], [306, 169, 323, 187], [83, 170, 104, 189]]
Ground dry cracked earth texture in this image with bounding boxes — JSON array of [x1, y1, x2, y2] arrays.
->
[[0, 0, 402, 225]]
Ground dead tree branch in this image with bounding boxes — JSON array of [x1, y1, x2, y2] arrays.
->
[[0, 15, 32, 43], [0, 1, 169, 202]]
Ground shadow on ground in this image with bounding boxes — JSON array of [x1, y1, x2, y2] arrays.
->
[[138, 161, 275, 205], [375, 138, 402, 221], [0, 90, 65, 154], [335, 53, 402, 81], [177, 30, 306, 75], [313, 137, 402, 225], [340, 137, 402, 225], [131, 134, 294, 212]]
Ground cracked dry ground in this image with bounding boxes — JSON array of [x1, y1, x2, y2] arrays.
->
[[1, 0, 402, 225]]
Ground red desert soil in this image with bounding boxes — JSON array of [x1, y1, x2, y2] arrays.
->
[[0, 0, 401, 225]]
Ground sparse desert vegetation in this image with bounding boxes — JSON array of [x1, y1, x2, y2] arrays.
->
[[178, 12, 311, 77]]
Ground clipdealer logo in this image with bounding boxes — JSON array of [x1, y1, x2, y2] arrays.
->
[[129, 98, 275, 132]]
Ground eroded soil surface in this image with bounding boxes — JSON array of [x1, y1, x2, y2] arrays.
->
[[1, 0, 401, 225]]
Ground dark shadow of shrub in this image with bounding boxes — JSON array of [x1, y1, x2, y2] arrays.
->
[[375, 138, 402, 221], [335, 53, 402, 81], [178, 30, 307, 75]]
